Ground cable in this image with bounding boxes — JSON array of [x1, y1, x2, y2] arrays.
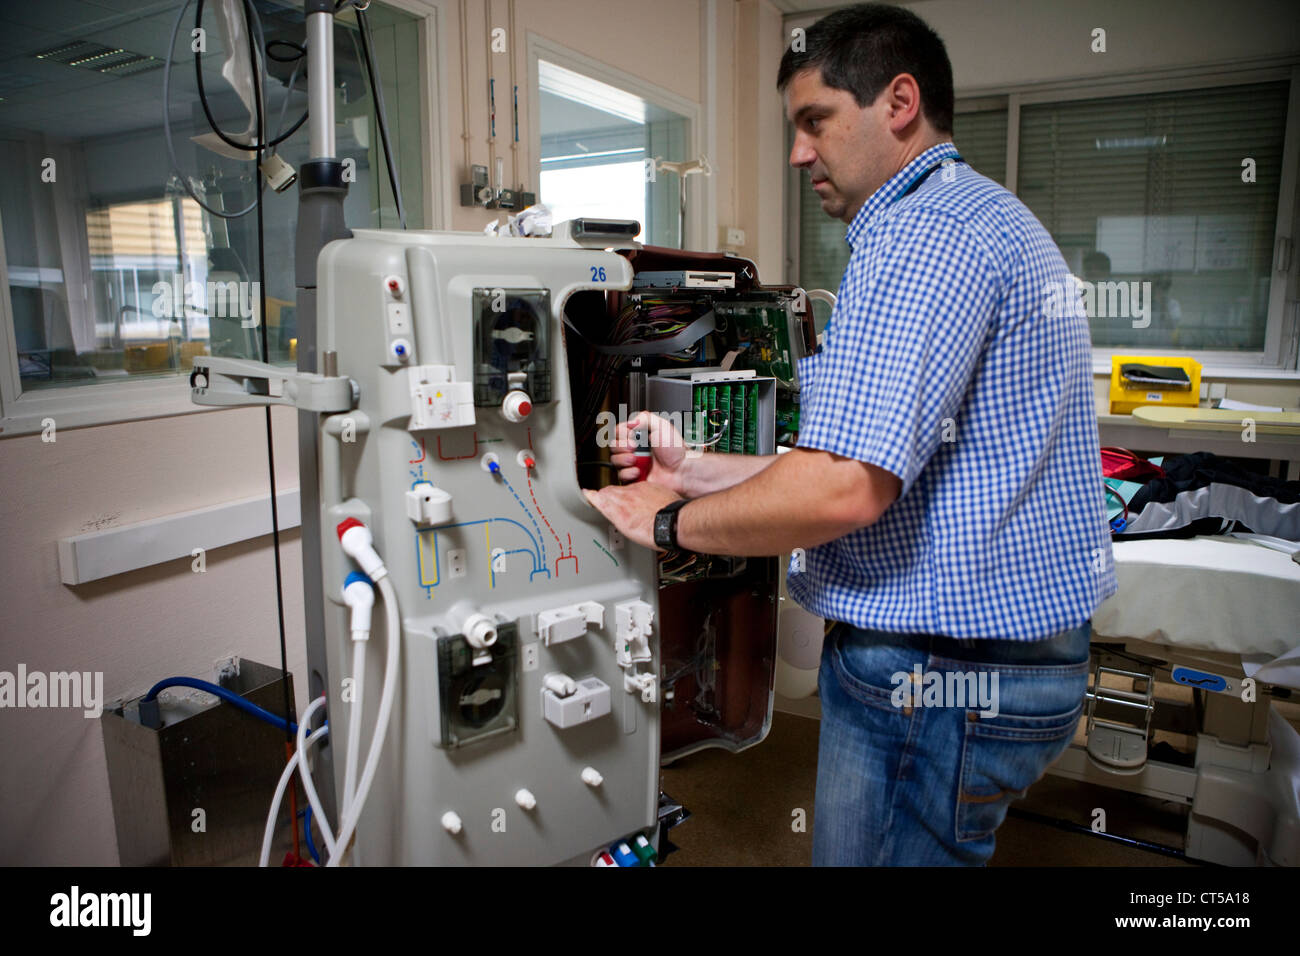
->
[[163, 0, 258, 218], [259, 724, 328, 866], [142, 676, 297, 735], [303, 806, 321, 864], [237, 0, 295, 772], [295, 695, 339, 858], [194, 0, 305, 154], [343, 640, 366, 811], [330, 574, 401, 866], [356, 6, 407, 228], [271, 43, 306, 157], [163, 0, 306, 218]]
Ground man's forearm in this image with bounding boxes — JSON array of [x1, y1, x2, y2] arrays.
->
[[677, 451, 777, 498], [673, 449, 897, 555]]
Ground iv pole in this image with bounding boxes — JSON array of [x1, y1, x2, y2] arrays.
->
[[295, 0, 352, 821]]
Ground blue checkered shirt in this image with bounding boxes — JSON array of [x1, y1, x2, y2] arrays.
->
[[787, 142, 1117, 641]]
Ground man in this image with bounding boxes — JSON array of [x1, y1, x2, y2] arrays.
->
[[584, 3, 1116, 865]]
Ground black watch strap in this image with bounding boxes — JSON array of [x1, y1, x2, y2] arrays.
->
[[653, 498, 689, 550]]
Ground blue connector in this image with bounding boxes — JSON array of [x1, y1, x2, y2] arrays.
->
[[611, 841, 639, 867]]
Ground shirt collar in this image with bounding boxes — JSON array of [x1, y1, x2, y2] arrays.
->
[[845, 141, 960, 250]]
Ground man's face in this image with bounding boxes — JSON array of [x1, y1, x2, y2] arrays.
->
[[785, 67, 894, 224]]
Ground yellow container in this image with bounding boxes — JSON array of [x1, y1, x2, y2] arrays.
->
[[1109, 355, 1201, 415]]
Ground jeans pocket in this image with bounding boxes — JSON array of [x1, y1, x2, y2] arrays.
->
[[829, 630, 918, 714], [954, 699, 1083, 843]]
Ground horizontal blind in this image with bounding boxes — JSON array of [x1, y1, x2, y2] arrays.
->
[[954, 108, 1008, 185], [1018, 81, 1289, 351]]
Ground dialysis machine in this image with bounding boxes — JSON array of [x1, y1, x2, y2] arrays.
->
[[193, 219, 817, 865]]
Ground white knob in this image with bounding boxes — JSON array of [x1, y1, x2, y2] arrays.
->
[[515, 788, 537, 810], [501, 390, 533, 423], [441, 811, 463, 834], [581, 767, 603, 788]]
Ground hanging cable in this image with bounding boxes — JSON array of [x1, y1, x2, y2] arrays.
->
[[164, 0, 306, 217], [355, 5, 407, 228], [194, 0, 306, 154], [164, 0, 257, 218], [238, 0, 295, 819]]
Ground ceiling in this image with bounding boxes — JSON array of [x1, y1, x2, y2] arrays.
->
[[0, 0, 361, 142]]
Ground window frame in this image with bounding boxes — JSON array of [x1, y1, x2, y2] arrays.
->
[[784, 63, 1300, 379], [526, 32, 706, 251], [0, 0, 448, 437]]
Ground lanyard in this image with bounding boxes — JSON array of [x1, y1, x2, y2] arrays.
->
[[817, 153, 966, 351], [892, 154, 963, 205]]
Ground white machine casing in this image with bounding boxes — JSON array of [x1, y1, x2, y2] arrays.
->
[[315, 229, 663, 865]]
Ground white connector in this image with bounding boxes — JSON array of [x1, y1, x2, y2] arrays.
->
[[441, 811, 463, 835], [515, 788, 537, 810], [625, 670, 657, 703], [336, 518, 387, 582], [581, 766, 604, 788], [614, 599, 653, 668], [342, 572, 374, 638]]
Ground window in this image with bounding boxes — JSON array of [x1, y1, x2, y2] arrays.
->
[[536, 57, 692, 247], [0, 0, 427, 425], [1019, 81, 1290, 353], [789, 73, 1297, 370]]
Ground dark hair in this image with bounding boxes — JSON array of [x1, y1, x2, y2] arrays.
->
[[777, 3, 954, 134]]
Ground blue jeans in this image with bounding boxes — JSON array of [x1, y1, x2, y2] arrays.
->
[[813, 620, 1090, 866]]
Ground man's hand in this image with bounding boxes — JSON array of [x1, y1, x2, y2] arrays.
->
[[583, 482, 682, 551], [609, 411, 690, 493]]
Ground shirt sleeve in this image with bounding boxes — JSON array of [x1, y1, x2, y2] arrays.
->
[[796, 207, 1002, 498]]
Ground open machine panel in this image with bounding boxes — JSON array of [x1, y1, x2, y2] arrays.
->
[[309, 226, 813, 865]]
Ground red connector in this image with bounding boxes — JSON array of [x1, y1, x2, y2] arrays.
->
[[337, 518, 387, 581]]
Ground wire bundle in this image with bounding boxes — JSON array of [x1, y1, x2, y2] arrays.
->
[[574, 297, 709, 447]]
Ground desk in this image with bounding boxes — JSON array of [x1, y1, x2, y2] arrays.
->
[[1098, 406, 1300, 480]]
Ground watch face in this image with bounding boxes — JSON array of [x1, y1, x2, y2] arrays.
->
[[654, 511, 674, 549]]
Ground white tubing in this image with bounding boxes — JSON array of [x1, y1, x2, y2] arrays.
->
[[259, 725, 328, 867], [296, 695, 338, 858], [343, 638, 366, 815], [328, 574, 401, 866]]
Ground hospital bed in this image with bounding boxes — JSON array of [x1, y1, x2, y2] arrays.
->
[[1050, 534, 1300, 866]]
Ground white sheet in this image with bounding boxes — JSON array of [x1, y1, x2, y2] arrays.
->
[[1093, 536, 1300, 659]]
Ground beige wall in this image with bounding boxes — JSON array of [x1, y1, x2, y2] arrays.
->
[[0, 406, 304, 864]]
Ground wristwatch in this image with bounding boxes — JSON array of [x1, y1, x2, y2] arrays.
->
[[653, 499, 690, 551]]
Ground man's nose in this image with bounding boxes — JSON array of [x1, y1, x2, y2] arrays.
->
[[789, 133, 815, 169]]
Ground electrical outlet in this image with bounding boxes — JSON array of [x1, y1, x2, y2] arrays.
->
[[609, 525, 625, 551], [522, 642, 539, 672], [447, 549, 467, 578]]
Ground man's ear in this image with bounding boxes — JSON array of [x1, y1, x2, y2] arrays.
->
[[885, 73, 923, 133]]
